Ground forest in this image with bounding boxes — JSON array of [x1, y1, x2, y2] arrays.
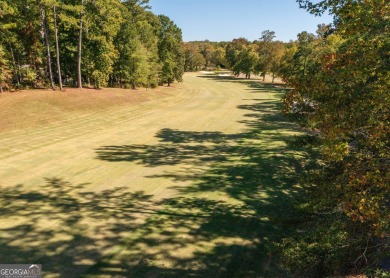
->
[[0, 0, 389, 276], [0, 0, 184, 90]]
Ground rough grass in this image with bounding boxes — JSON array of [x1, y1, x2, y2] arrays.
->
[[0, 86, 176, 133], [0, 73, 306, 277]]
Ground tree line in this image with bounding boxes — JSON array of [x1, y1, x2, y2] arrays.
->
[[182, 33, 285, 83], [277, 0, 389, 276], [0, 0, 184, 91]]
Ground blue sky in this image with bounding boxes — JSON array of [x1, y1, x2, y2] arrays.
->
[[148, 0, 333, 42]]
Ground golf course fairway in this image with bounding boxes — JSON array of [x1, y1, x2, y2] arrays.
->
[[0, 72, 305, 277]]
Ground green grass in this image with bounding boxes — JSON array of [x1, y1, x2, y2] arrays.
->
[[0, 73, 307, 277]]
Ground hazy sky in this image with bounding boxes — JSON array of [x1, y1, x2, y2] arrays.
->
[[148, 0, 333, 42]]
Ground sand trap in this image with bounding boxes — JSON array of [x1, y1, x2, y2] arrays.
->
[[199, 71, 215, 74]]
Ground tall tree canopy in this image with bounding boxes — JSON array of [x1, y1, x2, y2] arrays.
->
[[0, 0, 184, 90], [157, 15, 184, 86], [278, 0, 389, 276]]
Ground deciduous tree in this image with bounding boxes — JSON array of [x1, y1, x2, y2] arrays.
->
[[279, 0, 389, 275]]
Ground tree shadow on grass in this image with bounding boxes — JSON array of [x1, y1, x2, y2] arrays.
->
[[0, 178, 157, 277], [90, 80, 311, 277], [0, 77, 309, 277], [2, 178, 267, 277], [196, 74, 288, 93]]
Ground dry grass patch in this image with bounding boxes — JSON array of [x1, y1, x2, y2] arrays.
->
[[0, 86, 176, 133]]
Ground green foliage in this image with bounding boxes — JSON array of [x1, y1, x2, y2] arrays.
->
[[256, 30, 276, 79], [157, 15, 184, 86], [20, 66, 38, 88], [83, 0, 122, 88], [183, 43, 205, 71], [225, 38, 249, 76], [182, 41, 227, 71], [224, 34, 286, 80], [278, 218, 359, 277], [236, 45, 259, 79], [0, 0, 184, 89], [278, 0, 390, 275], [0, 45, 11, 92]]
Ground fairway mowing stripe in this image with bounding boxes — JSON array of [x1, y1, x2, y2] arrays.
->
[[0, 89, 195, 145], [3, 87, 196, 141], [0, 87, 195, 142], [1, 73, 299, 277], [0, 88, 198, 160]]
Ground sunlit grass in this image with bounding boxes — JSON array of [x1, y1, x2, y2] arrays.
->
[[0, 73, 306, 277]]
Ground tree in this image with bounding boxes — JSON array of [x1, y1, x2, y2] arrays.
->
[[183, 43, 205, 71], [0, 1, 19, 88], [279, 0, 390, 275], [157, 15, 184, 86], [0, 0, 183, 89], [236, 45, 259, 79], [52, 3, 62, 90], [212, 46, 227, 69], [0, 45, 11, 92], [257, 30, 276, 81], [40, 2, 55, 89], [77, 0, 84, 88], [82, 0, 123, 88], [269, 41, 285, 83], [5, 0, 45, 87], [113, 0, 160, 89], [225, 38, 249, 76], [199, 42, 215, 68]]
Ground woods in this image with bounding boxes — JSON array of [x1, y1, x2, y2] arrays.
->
[[278, 0, 389, 276], [183, 35, 285, 82], [0, 0, 184, 90]]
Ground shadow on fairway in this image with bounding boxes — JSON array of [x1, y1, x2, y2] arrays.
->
[[0, 178, 156, 277], [0, 77, 309, 277], [90, 78, 310, 277], [196, 74, 288, 92]]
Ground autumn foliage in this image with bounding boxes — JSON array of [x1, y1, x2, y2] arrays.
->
[[278, 0, 389, 275]]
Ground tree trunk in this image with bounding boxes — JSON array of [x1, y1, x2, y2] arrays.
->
[[8, 44, 20, 88], [110, 74, 114, 87], [77, 0, 84, 88], [53, 5, 63, 90], [272, 72, 275, 83], [42, 7, 55, 90], [262, 73, 265, 81], [17, 54, 22, 85], [0, 86, 3, 93]]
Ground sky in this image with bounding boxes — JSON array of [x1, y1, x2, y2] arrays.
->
[[148, 0, 333, 42]]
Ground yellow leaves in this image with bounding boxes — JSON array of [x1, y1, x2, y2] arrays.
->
[[322, 141, 349, 161]]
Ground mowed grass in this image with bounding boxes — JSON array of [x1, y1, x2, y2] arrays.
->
[[0, 86, 176, 133], [0, 73, 306, 277]]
